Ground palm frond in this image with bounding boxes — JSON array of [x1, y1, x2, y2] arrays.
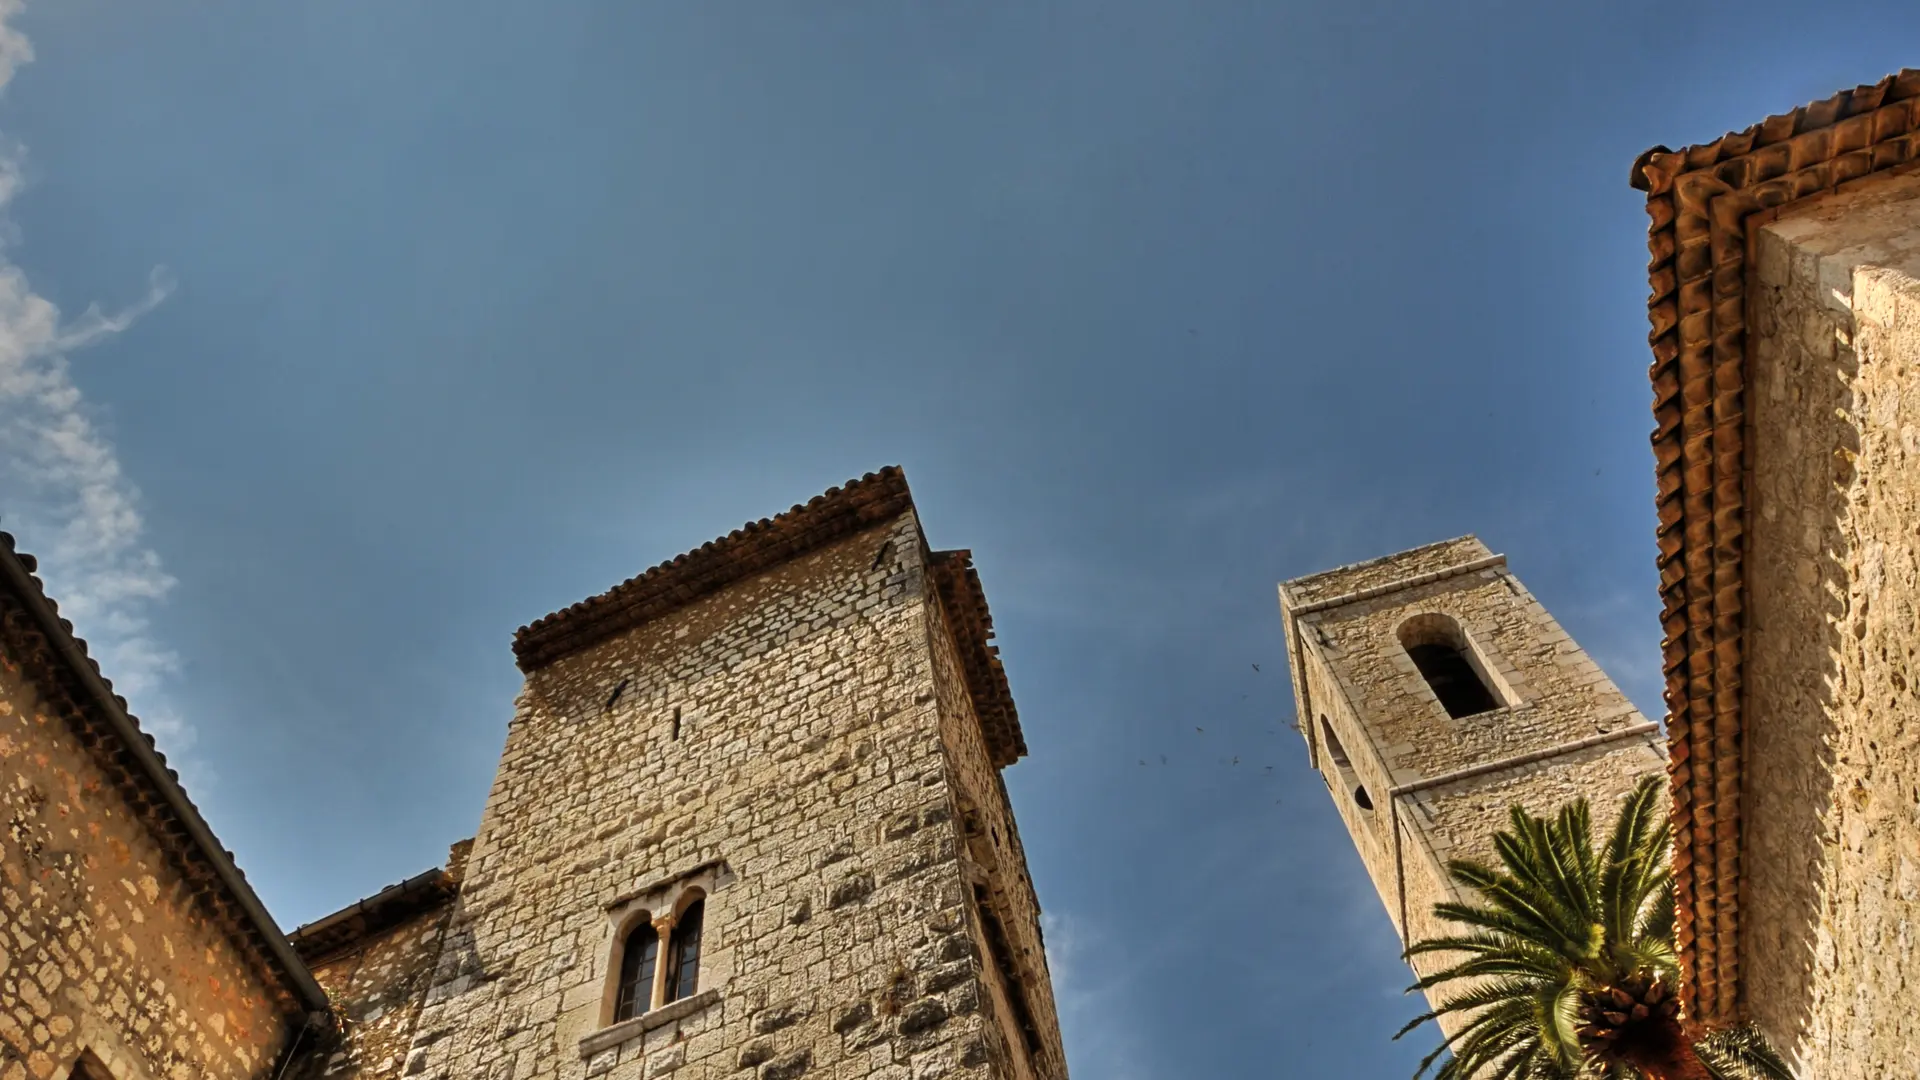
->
[[1694, 1025, 1796, 1080], [1396, 775, 1703, 1080]]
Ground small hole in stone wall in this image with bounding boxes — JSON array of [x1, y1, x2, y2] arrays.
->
[[871, 538, 896, 571], [1353, 785, 1375, 812], [605, 678, 629, 713], [671, 707, 682, 740]]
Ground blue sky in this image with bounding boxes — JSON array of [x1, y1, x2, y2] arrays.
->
[[1, 3, 1915, 1076]]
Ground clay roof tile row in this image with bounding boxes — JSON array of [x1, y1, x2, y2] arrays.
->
[[513, 468, 916, 670], [1631, 67, 1920, 1025]]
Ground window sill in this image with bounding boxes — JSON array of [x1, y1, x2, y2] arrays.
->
[[577, 989, 721, 1059]]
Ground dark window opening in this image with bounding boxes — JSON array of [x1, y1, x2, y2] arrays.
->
[[974, 884, 1045, 1059], [613, 922, 659, 1022], [1319, 718, 1351, 769], [1405, 643, 1499, 718], [605, 677, 629, 712], [1318, 718, 1372, 815], [666, 899, 703, 1002], [671, 707, 682, 741]]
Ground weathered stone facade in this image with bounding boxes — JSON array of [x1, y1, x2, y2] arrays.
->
[[282, 469, 1066, 1080], [1279, 538, 1665, 1031], [1, 468, 1064, 1080], [0, 537, 323, 1080], [1735, 169, 1920, 1077]]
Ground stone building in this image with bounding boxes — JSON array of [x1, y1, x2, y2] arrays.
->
[[0, 534, 332, 1080], [1278, 537, 1665, 1029], [1, 467, 1069, 1080], [1631, 68, 1920, 1077]]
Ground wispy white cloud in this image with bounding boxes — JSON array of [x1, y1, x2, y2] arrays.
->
[[1042, 910, 1155, 1080], [0, 4, 190, 762]]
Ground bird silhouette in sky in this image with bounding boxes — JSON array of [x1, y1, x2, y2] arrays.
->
[[1251, 663, 1260, 672], [1196, 726, 1204, 734]]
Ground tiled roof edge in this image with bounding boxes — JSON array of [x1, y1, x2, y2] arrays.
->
[[929, 549, 1027, 769], [288, 867, 457, 963], [1632, 66, 1920, 1025], [0, 532, 330, 1016], [512, 467, 916, 670]]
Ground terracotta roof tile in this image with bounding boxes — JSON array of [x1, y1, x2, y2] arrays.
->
[[1631, 67, 1920, 1025], [513, 468, 916, 670], [929, 549, 1026, 768]]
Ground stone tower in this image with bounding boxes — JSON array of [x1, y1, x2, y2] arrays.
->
[[1279, 537, 1664, 1023], [348, 469, 1065, 1080]]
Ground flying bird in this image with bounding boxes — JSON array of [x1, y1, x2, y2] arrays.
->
[[1251, 663, 1260, 672]]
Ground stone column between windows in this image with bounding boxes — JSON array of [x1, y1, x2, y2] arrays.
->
[[648, 916, 675, 1011]]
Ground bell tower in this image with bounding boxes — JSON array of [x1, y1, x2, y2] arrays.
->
[[1279, 537, 1664, 1021]]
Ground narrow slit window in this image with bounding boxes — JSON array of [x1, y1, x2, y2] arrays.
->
[[613, 920, 659, 1022], [1398, 614, 1501, 719], [1318, 717, 1372, 815], [671, 707, 682, 741], [1320, 718, 1351, 768], [666, 899, 704, 1002]]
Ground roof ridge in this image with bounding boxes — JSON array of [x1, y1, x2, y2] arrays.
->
[[512, 466, 915, 669]]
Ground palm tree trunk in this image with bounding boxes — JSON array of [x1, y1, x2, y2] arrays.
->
[[1617, 1020, 1714, 1080]]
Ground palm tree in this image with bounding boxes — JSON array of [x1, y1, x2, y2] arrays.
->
[[1392, 776, 1794, 1080]]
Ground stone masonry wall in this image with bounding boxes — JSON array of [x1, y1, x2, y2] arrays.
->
[[1743, 173, 1920, 1078], [390, 510, 1058, 1080], [1282, 543, 1663, 1037], [287, 902, 457, 1080], [0, 653, 292, 1080]]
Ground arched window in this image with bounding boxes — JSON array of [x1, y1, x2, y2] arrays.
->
[[1397, 614, 1500, 719], [666, 898, 704, 1002], [612, 916, 660, 1022]]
